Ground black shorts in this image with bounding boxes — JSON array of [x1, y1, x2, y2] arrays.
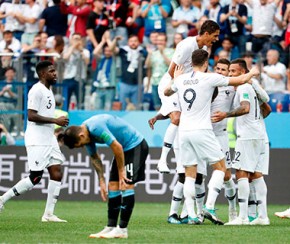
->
[[109, 139, 149, 184]]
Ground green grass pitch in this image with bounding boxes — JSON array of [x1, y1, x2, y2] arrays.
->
[[0, 201, 289, 243]]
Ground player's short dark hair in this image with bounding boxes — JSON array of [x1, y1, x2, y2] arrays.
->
[[200, 20, 220, 35], [191, 49, 209, 67], [230, 58, 249, 72], [35, 60, 53, 77], [62, 126, 82, 149], [216, 58, 230, 67]]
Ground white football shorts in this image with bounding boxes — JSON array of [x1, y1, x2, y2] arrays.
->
[[255, 141, 269, 175], [179, 129, 225, 169], [158, 73, 180, 116], [26, 136, 64, 171], [232, 139, 265, 173], [215, 133, 232, 169]]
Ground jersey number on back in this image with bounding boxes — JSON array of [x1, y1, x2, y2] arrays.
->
[[183, 88, 196, 111]]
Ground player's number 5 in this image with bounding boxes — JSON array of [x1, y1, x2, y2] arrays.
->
[[183, 88, 196, 111]]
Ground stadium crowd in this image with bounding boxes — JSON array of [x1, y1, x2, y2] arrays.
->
[[0, 0, 289, 238], [0, 0, 289, 119]]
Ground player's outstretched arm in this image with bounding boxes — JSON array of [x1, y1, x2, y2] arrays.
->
[[250, 79, 270, 103], [228, 67, 260, 86], [91, 153, 107, 201]]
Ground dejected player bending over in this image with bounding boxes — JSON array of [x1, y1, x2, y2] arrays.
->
[[60, 114, 149, 239]]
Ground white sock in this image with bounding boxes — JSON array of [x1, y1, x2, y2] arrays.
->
[[159, 123, 178, 163], [169, 181, 183, 216], [195, 181, 205, 215], [237, 178, 250, 220], [224, 177, 237, 210], [252, 177, 268, 219], [183, 177, 196, 218], [180, 202, 188, 218], [206, 170, 225, 210], [248, 182, 257, 218], [2, 177, 34, 203], [44, 180, 61, 216]]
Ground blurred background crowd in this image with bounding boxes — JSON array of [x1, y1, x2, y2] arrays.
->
[[0, 0, 290, 143]]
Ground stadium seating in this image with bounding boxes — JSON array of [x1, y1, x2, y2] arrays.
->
[[268, 92, 290, 112]]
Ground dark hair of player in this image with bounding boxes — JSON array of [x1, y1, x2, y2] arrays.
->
[[191, 49, 209, 67], [200, 20, 220, 35]]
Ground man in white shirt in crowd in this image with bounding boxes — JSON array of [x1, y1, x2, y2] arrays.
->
[[164, 49, 259, 225], [261, 49, 287, 93], [0, 61, 69, 222]]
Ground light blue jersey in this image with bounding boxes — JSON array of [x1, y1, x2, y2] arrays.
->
[[84, 114, 144, 156]]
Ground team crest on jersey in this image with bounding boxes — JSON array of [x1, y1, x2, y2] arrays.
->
[[243, 93, 249, 99], [225, 90, 230, 96], [173, 102, 177, 107]]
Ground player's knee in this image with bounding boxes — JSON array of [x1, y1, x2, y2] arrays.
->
[[50, 171, 63, 182], [224, 170, 232, 181], [29, 170, 44, 185], [195, 173, 203, 185], [171, 116, 180, 126], [178, 173, 185, 184]]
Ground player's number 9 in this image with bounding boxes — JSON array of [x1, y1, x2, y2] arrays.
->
[[183, 88, 196, 111]]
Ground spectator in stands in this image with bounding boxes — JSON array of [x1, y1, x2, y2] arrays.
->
[[246, 0, 277, 54], [261, 49, 287, 93], [171, 0, 200, 37], [0, 123, 15, 145], [242, 51, 256, 70], [220, 0, 248, 54], [272, 1, 284, 44], [110, 34, 146, 110], [141, 0, 171, 45], [86, 0, 109, 49], [105, 0, 131, 47], [62, 32, 90, 110], [91, 35, 116, 110], [14, 0, 42, 45], [0, 0, 25, 41], [60, 0, 91, 39], [22, 34, 45, 85], [0, 67, 17, 132], [171, 33, 183, 49], [0, 48, 14, 80], [39, 0, 68, 37], [0, 30, 21, 53], [204, 0, 223, 23], [145, 33, 173, 110], [214, 37, 240, 61], [126, 0, 143, 39]]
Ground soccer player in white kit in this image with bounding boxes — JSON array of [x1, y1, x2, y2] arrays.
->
[[152, 20, 220, 173], [0, 61, 69, 222], [212, 59, 269, 225], [164, 49, 260, 224], [211, 59, 237, 222]]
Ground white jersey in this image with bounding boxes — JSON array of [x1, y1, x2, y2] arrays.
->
[[233, 84, 264, 140], [173, 71, 229, 131], [172, 36, 207, 74], [211, 86, 236, 136], [25, 82, 55, 146]]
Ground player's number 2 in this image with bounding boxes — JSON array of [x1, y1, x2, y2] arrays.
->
[[183, 88, 196, 111]]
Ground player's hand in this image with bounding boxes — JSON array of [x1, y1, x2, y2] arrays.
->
[[55, 116, 69, 126], [119, 169, 131, 191], [148, 117, 157, 130], [211, 111, 227, 123], [249, 66, 260, 77], [174, 65, 184, 78], [99, 179, 107, 201]]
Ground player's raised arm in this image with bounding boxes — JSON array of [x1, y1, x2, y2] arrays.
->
[[228, 67, 260, 86]]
